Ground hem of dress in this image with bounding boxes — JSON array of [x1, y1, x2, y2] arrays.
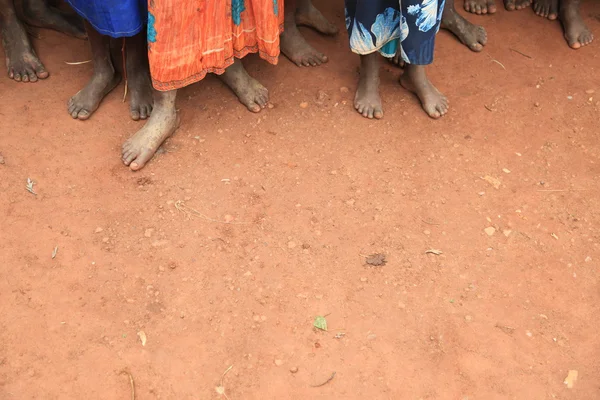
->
[[67, 1, 146, 38]]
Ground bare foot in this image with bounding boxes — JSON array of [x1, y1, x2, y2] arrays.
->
[[388, 53, 405, 68], [122, 90, 179, 171], [281, 8, 328, 67], [504, 0, 532, 11], [464, 0, 497, 15], [16, 0, 86, 39], [560, 0, 593, 49], [400, 65, 448, 119], [126, 33, 153, 121], [354, 53, 383, 119], [219, 59, 269, 113], [1, 4, 48, 82], [533, 0, 558, 19], [67, 69, 120, 119], [442, 0, 488, 51], [295, 0, 338, 35]]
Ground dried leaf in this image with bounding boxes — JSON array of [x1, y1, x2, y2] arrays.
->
[[314, 316, 328, 331], [564, 370, 578, 389], [137, 331, 147, 346], [481, 175, 501, 189], [52, 246, 58, 259], [215, 386, 225, 395], [365, 253, 386, 266], [425, 249, 443, 255]]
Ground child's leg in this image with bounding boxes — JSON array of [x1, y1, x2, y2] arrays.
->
[[441, 0, 487, 52], [0, 0, 48, 82], [560, 0, 593, 49], [67, 20, 120, 120], [122, 89, 178, 171], [354, 53, 383, 119], [398, 0, 448, 119], [125, 31, 153, 121], [533, 0, 558, 20], [15, 0, 86, 39], [295, 0, 338, 35], [218, 58, 269, 113]]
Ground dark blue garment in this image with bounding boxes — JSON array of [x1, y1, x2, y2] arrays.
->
[[345, 0, 445, 65], [67, 0, 148, 38]]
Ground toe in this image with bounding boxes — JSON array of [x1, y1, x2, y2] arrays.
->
[[14, 72, 22, 82], [71, 109, 80, 119], [22, 72, 30, 82], [247, 102, 261, 113], [27, 68, 38, 83], [470, 43, 484, 52], [374, 108, 384, 119], [130, 108, 141, 121], [367, 108, 374, 119], [140, 106, 149, 119], [77, 109, 91, 120]]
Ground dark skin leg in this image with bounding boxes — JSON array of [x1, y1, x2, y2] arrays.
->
[[280, 0, 333, 67], [122, 89, 179, 171], [354, 52, 383, 119], [400, 64, 449, 119], [533, 0, 558, 19], [441, 0, 487, 51], [0, 0, 48, 82], [125, 31, 153, 120], [67, 21, 120, 120], [218, 58, 269, 113], [560, 0, 593, 49], [15, 0, 85, 39]]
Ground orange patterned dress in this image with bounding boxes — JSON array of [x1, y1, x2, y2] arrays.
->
[[147, 0, 285, 91]]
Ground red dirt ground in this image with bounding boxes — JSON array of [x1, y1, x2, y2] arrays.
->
[[1, 1, 600, 399]]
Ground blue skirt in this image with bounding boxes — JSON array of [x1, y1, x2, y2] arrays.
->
[[67, 0, 148, 38]]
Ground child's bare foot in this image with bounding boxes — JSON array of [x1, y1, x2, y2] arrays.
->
[[122, 90, 179, 171], [442, 0, 488, 51], [67, 68, 120, 119], [0, 0, 48, 82], [354, 53, 383, 119], [504, 0, 532, 11], [218, 59, 269, 113], [464, 0, 497, 15], [560, 0, 593, 49], [533, 0, 558, 19], [400, 64, 448, 119], [295, 0, 338, 35], [280, 1, 328, 67]]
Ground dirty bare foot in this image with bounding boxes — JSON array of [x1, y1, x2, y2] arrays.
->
[[219, 59, 269, 113], [126, 32, 153, 121], [442, 0, 488, 51], [16, 0, 86, 39], [67, 69, 120, 119], [533, 0, 558, 19], [295, 0, 338, 35], [560, 0, 593, 49], [67, 21, 119, 119], [122, 90, 179, 171], [504, 0, 532, 11], [388, 53, 405, 68], [354, 53, 383, 119], [400, 64, 448, 119], [280, 3, 328, 67], [464, 0, 497, 15], [0, 0, 48, 82]]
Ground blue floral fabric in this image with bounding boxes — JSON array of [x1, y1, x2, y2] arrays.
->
[[345, 0, 445, 65]]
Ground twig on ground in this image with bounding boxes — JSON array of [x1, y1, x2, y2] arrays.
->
[[509, 48, 532, 59], [64, 60, 92, 65], [175, 200, 249, 225], [119, 370, 135, 400]]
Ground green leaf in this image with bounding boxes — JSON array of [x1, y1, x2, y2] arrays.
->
[[313, 316, 328, 331]]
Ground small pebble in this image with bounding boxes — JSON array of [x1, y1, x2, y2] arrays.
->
[[224, 214, 234, 223], [465, 315, 473, 322], [585, 89, 595, 94], [360, 277, 368, 282], [95, 227, 103, 233], [102, 237, 109, 243], [534, 102, 540, 107], [484, 227, 496, 236], [144, 228, 154, 238], [340, 86, 349, 94], [274, 359, 284, 366], [158, 265, 165, 272], [299, 102, 309, 109], [287, 241, 297, 249], [502, 168, 511, 174], [567, 96, 573, 100], [290, 366, 298, 373]]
